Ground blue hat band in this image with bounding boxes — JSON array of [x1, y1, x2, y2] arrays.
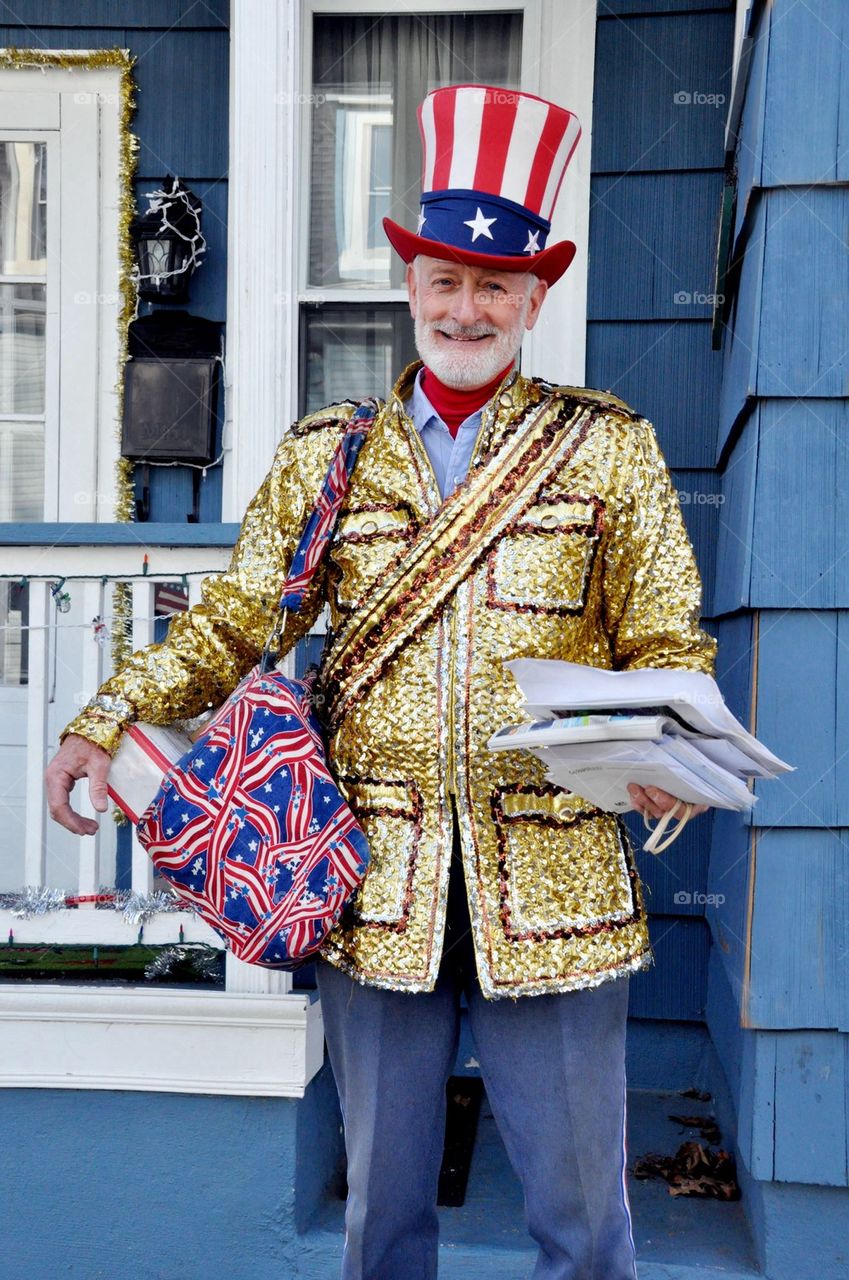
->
[[419, 190, 551, 259]]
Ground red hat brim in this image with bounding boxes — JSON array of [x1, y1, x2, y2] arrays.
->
[[383, 217, 576, 287]]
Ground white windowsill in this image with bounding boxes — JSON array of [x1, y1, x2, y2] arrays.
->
[[0, 984, 325, 1097]]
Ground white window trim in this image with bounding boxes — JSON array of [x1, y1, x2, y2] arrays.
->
[[0, 60, 126, 524], [0, 984, 324, 1097], [224, 0, 597, 518]]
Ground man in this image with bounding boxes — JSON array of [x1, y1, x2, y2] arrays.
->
[[47, 85, 715, 1279]]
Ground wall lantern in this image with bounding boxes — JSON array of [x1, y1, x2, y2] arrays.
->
[[130, 175, 206, 303]]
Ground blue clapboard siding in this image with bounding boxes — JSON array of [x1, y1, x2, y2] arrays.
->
[[748, 828, 849, 1033], [716, 209, 763, 457], [589, 171, 726, 320], [755, 190, 849, 398], [628, 914, 711, 1021], [752, 611, 849, 827], [599, 1, 733, 13], [732, 0, 770, 247], [712, 405, 758, 613], [586, 321, 722, 468], [773, 1032, 849, 1186], [758, 0, 849, 186], [592, 9, 734, 172], [0, 1, 228, 26], [748, 400, 849, 608], [588, 4, 733, 1034], [0, 6, 230, 525]]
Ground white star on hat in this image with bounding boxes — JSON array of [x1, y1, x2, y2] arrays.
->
[[523, 229, 541, 255], [463, 207, 497, 242], [417, 208, 426, 233]]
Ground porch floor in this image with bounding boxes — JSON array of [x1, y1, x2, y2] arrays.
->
[[303, 1087, 762, 1278]]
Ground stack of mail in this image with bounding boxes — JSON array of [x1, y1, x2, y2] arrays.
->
[[488, 659, 793, 814]]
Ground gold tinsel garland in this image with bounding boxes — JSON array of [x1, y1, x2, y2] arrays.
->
[[0, 48, 140, 670]]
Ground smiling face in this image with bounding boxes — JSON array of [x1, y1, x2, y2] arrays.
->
[[406, 255, 548, 389]]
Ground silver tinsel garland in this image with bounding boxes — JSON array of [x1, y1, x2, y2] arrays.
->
[[0, 886, 193, 924]]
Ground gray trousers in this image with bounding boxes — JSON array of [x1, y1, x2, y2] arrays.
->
[[316, 827, 639, 1280]]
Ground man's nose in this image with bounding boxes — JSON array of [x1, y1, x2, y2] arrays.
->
[[451, 281, 484, 327]]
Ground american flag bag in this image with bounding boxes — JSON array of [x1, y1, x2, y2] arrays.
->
[[136, 401, 378, 968]]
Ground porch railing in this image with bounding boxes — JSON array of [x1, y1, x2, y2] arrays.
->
[[0, 523, 307, 996]]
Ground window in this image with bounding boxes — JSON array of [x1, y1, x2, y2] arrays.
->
[[301, 9, 524, 414]]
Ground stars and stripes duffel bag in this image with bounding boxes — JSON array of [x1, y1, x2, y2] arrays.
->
[[135, 401, 378, 968]]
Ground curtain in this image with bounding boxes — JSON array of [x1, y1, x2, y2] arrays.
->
[[310, 13, 523, 290]]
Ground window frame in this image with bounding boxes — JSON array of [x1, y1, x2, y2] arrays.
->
[[296, 0, 595, 413]]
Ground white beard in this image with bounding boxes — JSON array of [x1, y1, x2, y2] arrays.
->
[[413, 305, 529, 389]]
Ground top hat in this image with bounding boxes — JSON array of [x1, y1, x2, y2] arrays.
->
[[383, 84, 581, 287]]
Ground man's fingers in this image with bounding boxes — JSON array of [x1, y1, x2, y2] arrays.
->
[[45, 768, 100, 835], [88, 758, 110, 813]]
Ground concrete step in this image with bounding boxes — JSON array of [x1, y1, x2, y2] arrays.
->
[[299, 1087, 763, 1278]]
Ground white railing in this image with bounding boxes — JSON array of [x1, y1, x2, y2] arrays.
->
[[0, 532, 305, 998]]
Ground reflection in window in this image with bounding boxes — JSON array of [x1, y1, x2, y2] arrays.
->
[[0, 581, 28, 686], [0, 141, 46, 522], [309, 14, 522, 290], [300, 304, 418, 415]]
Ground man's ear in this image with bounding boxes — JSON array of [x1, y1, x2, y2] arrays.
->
[[406, 260, 418, 319], [524, 276, 548, 331]]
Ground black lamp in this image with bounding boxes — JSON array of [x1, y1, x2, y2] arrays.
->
[[130, 175, 204, 303]]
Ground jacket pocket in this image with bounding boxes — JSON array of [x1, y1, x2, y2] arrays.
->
[[490, 783, 640, 941], [486, 492, 604, 615], [339, 775, 423, 931], [330, 505, 415, 610]]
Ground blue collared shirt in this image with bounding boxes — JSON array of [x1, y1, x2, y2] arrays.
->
[[406, 367, 485, 502]]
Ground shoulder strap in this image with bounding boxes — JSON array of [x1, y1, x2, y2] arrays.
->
[[260, 397, 380, 672], [322, 392, 599, 727]]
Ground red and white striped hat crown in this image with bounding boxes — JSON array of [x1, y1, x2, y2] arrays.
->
[[383, 84, 581, 286]]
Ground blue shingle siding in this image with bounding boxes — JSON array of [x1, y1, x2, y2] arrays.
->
[[588, 4, 734, 1023], [707, 0, 849, 1202]]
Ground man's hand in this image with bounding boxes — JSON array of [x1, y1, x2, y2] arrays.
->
[[45, 734, 112, 835], [627, 783, 709, 822]]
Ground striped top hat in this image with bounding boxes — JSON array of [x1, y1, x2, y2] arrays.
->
[[383, 84, 581, 286]]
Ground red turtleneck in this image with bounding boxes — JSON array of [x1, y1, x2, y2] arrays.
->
[[421, 364, 514, 437]]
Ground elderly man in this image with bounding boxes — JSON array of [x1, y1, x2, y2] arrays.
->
[[48, 85, 715, 1280]]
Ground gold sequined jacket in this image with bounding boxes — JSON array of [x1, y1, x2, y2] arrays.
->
[[64, 363, 716, 999]]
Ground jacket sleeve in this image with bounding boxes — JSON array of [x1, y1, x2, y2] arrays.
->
[[61, 426, 337, 755], [601, 416, 717, 676]]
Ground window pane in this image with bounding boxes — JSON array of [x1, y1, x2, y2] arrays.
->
[[0, 580, 28, 686], [0, 141, 47, 274], [300, 304, 418, 415], [310, 13, 522, 289], [0, 421, 44, 519], [0, 282, 46, 414]]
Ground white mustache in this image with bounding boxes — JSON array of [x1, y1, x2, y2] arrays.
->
[[432, 321, 498, 339]]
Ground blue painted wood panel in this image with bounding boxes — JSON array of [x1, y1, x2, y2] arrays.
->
[[589, 172, 726, 320], [129, 28, 230, 179], [629, 811, 711, 916], [760, 0, 849, 186], [599, 1, 733, 12], [593, 9, 734, 172], [753, 610, 848, 826], [586, 321, 721, 468], [774, 1031, 849, 1186], [732, 0, 770, 248], [748, 828, 849, 1034], [0, 2, 227, 26], [748, 400, 849, 609], [628, 914, 711, 1020], [712, 406, 757, 615], [755, 189, 849, 399]]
